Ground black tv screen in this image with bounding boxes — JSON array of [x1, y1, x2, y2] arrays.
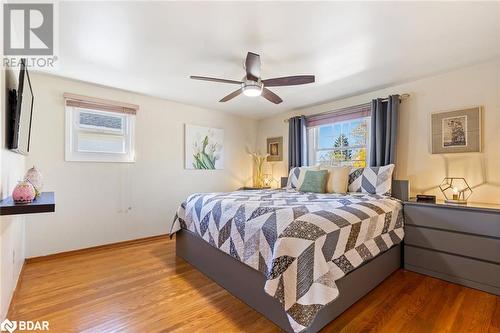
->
[[9, 59, 34, 155]]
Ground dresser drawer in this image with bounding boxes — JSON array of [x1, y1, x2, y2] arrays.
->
[[404, 205, 500, 238], [405, 246, 500, 289], [405, 225, 500, 264]]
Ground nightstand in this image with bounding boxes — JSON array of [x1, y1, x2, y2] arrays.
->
[[403, 199, 500, 295]]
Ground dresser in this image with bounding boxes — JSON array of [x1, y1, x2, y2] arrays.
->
[[403, 199, 500, 295]]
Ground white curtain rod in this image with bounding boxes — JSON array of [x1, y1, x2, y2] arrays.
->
[[284, 93, 410, 123]]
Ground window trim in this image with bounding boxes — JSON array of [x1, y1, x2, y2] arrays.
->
[[306, 103, 371, 128], [65, 105, 136, 163], [63, 92, 139, 115]]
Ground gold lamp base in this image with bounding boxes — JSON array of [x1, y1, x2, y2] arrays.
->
[[445, 199, 467, 205]]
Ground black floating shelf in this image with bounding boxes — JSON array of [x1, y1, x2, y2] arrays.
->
[[0, 192, 55, 216]]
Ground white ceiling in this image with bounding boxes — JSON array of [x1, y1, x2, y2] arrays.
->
[[44, 1, 500, 119]]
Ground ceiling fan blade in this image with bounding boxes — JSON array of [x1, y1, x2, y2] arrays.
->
[[261, 88, 283, 104], [262, 75, 315, 87], [219, 88, 243, 102], [245, 52, 261, 81], [190, 76, 243, 85]]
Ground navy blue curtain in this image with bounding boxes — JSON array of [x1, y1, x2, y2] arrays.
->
[[370, 95, 399, 167], [288, 116, 307, 170]]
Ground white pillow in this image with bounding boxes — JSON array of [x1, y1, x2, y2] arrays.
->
[[348, 164, 395, 195], [287, 165, 320, 189], [320, 166, 350, 193]]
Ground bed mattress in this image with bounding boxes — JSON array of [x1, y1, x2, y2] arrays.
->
[[170, 189, 404, 332]]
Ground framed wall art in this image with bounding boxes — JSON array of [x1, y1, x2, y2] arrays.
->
[[431, 106, 482, 154], [185, 124, 224, 169], [266, 136, 283, 162]]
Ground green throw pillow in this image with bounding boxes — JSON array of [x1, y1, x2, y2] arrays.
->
[[298, 170, 328, 193]]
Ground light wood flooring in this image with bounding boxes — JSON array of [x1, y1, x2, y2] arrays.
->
[[8, 236, 500, 332]]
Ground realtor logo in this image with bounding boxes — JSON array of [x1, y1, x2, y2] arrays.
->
[[3, 3, 54, 55], [0, 319, 17, 333]]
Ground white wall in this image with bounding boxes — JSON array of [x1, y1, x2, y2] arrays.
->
[[0, 68, 26, 319], [11, 58, 500, 260], [25, 73, 258, 257], [257, 58, 500, 204]]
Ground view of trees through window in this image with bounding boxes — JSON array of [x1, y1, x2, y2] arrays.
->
[[310, 117, 369, 167]]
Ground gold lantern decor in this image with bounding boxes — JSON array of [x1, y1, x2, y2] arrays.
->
[[439, 177, 472, 204]]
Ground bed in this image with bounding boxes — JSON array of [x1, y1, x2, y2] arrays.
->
[[170, 180, 408, 333]]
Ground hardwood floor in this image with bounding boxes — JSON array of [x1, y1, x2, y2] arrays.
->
[[8, 236, 500, 333]]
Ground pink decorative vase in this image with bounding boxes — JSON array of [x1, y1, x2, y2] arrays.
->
[[12, 180, 36, 204]]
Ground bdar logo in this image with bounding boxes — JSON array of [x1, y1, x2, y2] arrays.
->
[[0, 319, 49, 332], [0, 319, 17, 333]]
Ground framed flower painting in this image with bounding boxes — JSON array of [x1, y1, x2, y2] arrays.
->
[[185, 124, 224, 169]]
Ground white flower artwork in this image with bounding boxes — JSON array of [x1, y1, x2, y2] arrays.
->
[[185, 124, 224, 170]]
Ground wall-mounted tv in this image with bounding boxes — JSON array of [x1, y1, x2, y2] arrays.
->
[[8, 59, 34, 155]]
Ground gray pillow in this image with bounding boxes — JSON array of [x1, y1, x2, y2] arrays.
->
[[298, 170, 328, 193]]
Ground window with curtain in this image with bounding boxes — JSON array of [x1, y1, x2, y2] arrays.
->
[[64, 93, 137, 162], [306, 104, 371, 167]]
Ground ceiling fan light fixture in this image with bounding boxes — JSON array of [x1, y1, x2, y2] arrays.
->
[[243, 85, 262, 97], [242, 78, 263, 97], [190, 52, 315, 104]]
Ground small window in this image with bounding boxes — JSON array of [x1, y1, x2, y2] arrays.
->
[[308, 117, 370, 168], [65, 95, 136, 162]]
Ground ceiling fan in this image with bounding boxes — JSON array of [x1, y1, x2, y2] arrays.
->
[[190, 52, 315, 104]]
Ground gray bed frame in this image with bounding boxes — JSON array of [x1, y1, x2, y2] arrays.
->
[[176, 180, 409, 333]]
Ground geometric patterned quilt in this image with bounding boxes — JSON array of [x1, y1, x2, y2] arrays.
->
[[170, 189, 404, 332]]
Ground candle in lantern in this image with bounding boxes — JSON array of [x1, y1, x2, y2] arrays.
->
[[452, 187, 459, 200]]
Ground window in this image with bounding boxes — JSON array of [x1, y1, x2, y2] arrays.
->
[[64, 94, 137, 162], [308, 117, 370, 167]]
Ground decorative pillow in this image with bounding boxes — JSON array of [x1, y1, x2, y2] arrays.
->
[[320, 166, 350, 193], [286, 165, 320, 189], [286, 167, 301, 188], [298, 170, 328, 193], [295, 165, 321, 189], [348, 164, 395, 195]]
